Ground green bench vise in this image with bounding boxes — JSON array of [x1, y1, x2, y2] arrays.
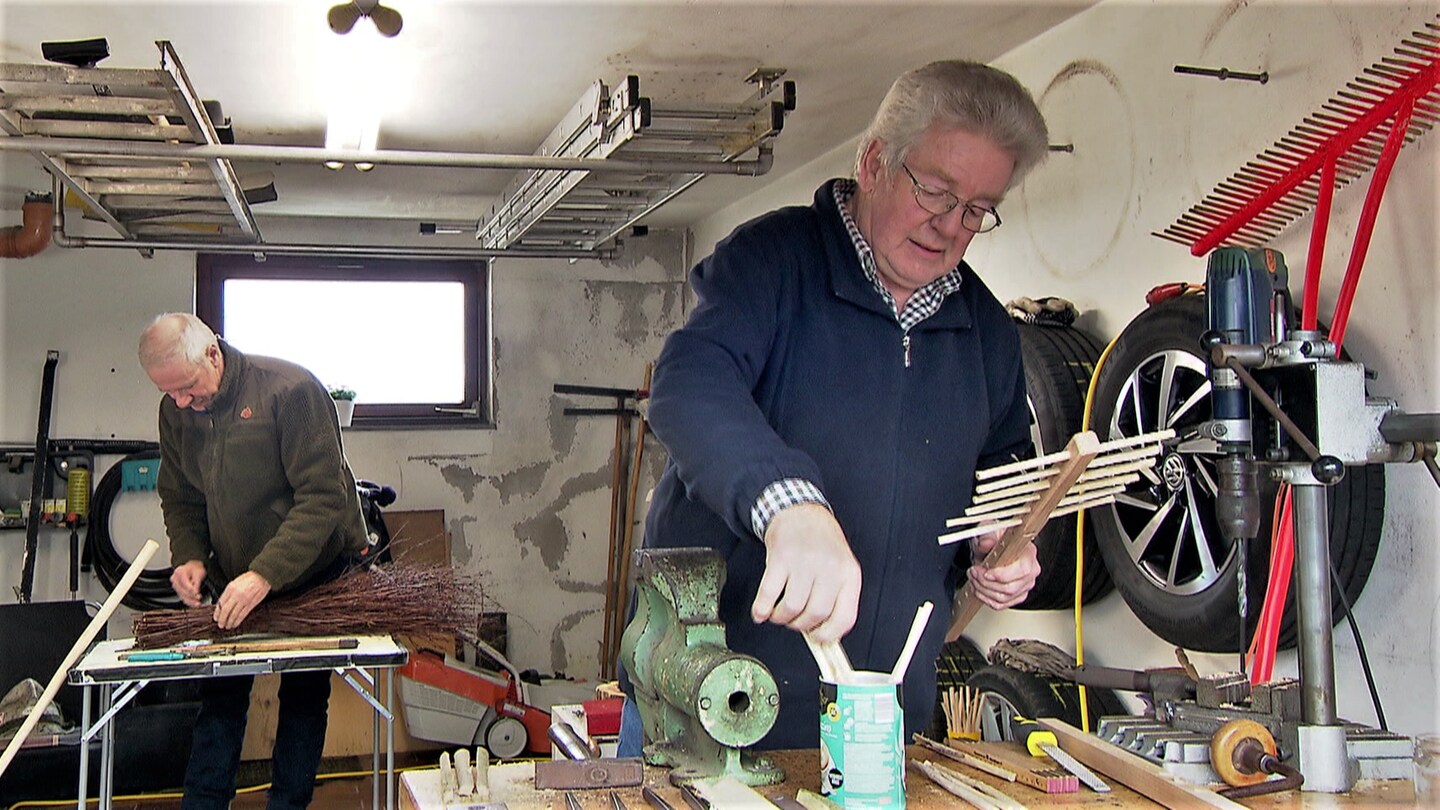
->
[[620, 548, 784, 787]]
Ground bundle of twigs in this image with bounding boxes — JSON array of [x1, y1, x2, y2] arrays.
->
[[132, 564, 483, 649], [941, 685, 984, 741]]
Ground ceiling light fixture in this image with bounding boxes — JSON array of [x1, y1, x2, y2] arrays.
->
[[327, 0, 404, 38]]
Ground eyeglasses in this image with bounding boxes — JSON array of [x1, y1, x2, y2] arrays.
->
[[901, 163, 1002, 234]]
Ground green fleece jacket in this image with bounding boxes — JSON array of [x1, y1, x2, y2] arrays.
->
[[156, 341, 368, 593]]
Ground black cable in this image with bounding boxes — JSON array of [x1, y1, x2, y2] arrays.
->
[[86, 452, 182, 611], [1329, 556, 1386, 730]]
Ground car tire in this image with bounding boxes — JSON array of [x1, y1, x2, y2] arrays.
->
[[965, 664, 1123, 741], [1014, 322, 1115, 610]]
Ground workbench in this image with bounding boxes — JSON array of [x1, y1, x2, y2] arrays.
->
[[399, 745, 1417, 808], [67, 634, 408, 810]]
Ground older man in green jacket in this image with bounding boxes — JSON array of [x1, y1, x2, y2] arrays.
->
[[139, 312, 368, 810]]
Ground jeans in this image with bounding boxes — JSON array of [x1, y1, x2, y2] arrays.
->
[[181, 669, 333, 810], [181, 555, 352, 809], [617, 696, 643, 758]]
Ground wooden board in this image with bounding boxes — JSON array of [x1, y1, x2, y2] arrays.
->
[[384, 509, 461, 657], [1038, 717, 1247, 808]]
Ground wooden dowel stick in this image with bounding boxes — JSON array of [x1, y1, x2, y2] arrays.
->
[[964, 473, 1139, 516], [939, 489, 1125, 544], [889, 601, 933, 683], [0, 539, 160, 778], [947, 485, 1127, 526], [973, 446, 1160, 494], [974, 455, 1157, 498], [973, 429, 1171, 481]]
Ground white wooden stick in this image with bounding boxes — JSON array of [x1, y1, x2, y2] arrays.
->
[[0, 539, 160, 778], [973, 429, 1171, 481], [888, 601, 933, 683], [973, 446, 1161, 495], [938, 490, 1124, 544], [974, 456, 1156, 499], [804, 632, 854, 683], [946, 485, 1127, 526], [964, 473, 1139, 515], [912, 760, 1007, 810], [804, 633, 835, 682]]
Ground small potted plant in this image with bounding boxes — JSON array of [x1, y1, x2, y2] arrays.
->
[[328, 385, 357, 427]]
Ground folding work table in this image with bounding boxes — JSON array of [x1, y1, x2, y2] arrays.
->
[[67, 634, 408, 810]]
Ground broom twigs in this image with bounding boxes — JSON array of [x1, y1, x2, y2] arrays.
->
[[133, 564, 484, 649]]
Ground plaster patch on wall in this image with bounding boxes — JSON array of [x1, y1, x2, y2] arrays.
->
[[491, 460, 549, 505], [549, 398, 580, 459], [550, 608, 591, 673], [448, 515, 476, 566], [583, 281, 679, 347], [557, 578, 604, 595], [513, 462, 612, 571], [435, 462, 485, 502]]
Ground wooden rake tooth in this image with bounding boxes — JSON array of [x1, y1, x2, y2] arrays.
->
[[948, 483, 1130, 526], [973, 444, 1160, 495], [939, 490, 1123, 545]]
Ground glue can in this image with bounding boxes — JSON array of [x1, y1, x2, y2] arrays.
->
[[819, 672, 905, 808]]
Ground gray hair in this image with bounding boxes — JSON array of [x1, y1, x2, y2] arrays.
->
[[138, 312, 217, 369], [855, 60, 1049, 190]]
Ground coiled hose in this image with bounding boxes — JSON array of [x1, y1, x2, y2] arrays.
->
[[85, 452, 182, 611]]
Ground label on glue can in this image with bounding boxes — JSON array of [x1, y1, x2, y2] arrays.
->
[[819, 673, 905, 808]]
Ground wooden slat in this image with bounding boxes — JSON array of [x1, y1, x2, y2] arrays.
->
[[0, 94, 175, 115], [0, 64, 168, 88], [22, 118, 193, 140], [1038, 717, 1249, 809], [61, 163, 209, 180]]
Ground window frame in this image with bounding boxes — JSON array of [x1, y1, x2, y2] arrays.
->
[[196, 253, 489, 429]]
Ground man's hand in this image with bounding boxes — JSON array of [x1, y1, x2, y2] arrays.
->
[[170, 560, 208, 608], [967, 529, 1041, 610], [214, 571, 272, 630], [752, 503, 862, 643]]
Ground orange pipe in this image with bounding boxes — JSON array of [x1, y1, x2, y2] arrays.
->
[[0, 196, 53, 258]]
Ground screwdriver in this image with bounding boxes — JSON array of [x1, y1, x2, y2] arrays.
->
[[1012, 716, 1111, 793]]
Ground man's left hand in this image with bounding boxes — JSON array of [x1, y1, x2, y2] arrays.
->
[[214, 571, 272, 630], [967, 530, 1041, 610]]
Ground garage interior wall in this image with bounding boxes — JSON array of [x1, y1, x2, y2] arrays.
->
[[0, 215, 688, 679], [0, 0, 1434, 738], [693, 0, 1439, 735]]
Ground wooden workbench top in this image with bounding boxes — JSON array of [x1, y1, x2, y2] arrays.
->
[[401, 744, 1417, 809]]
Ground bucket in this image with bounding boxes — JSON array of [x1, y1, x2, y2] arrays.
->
[[819, 671, 905, 808]]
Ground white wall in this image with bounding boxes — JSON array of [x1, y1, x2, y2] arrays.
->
[[0, 219, 685, 679], [691, 1, 1439, 736]]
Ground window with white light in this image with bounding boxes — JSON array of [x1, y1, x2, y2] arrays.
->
[[196, 254, 488, 427]]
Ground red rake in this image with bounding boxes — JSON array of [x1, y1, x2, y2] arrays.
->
[[1156, 14, 1438, 339]]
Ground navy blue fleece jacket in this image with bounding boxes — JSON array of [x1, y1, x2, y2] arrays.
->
[[641, 180, 1031, 749]]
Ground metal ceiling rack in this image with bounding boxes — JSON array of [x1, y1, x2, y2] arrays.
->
[[0, 40, 261, 244], [476, 68, 796, 253]]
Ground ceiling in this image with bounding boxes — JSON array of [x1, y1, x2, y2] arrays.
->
[[0, 1, 1092, 239]]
